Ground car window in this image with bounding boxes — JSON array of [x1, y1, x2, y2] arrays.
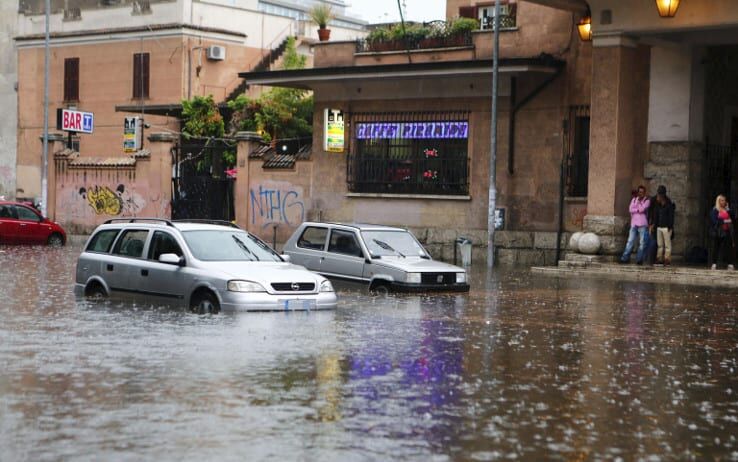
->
[[181, 230, 282, 262], [111, 229, 149, 258], [328, 229, 364, 258], [86, 229, 121, 253], [15, 206, 41, 222], [148, 231, 183, 261], [361, 230, 427, 257], [297, 226, 328, 250], [0, 205, 15, 219]]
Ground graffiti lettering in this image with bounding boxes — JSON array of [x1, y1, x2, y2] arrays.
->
[[250, 186, 304, 228], [79, 184, 143, 216]]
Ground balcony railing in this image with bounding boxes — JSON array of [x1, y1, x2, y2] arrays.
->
[[356, 31, 473, 53]]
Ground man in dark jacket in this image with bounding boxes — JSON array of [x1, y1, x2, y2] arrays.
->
[[650, 185, 675, 265]]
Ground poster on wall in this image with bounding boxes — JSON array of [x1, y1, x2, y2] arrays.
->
[[123, 117, 141, 153], [324, 109, 344, 153]]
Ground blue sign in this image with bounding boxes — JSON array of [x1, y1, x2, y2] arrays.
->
[[356, 121, 469, 140], [82, 113, 93, 133]]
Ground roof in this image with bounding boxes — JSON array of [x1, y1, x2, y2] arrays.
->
[[238, 56, 565, 90], [15, 22, 247, 41], [54, 148, 149, 168], [251, 142, 312, 169], [303, 221, 406, 232]]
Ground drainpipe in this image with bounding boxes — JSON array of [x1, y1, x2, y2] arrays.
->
[[507, 66, 564, 175]]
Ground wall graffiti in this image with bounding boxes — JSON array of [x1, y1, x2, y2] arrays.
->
[[250, 184, 305, 229], [79, 184, 144, 216]]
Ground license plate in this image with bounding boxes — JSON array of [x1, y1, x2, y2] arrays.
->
[[280, 299, 316, 311]]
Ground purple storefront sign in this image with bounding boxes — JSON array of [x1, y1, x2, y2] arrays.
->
[[356, 121, 469, 140]]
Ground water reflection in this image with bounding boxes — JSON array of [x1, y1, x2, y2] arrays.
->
[[1, 244, 738, 460]]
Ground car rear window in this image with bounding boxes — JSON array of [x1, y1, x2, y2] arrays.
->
[[86, 229, 121, 253], [297, 226, 328, 250]]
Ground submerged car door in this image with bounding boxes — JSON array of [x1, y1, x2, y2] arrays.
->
[[107, 229, 150, 294], [290, 225, 328, 272], [320, 229, 366, 280], [135, 230, 188, 301], [0, 204, 20, 244]]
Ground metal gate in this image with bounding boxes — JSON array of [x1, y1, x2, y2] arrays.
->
[[704, 144, 736, 207], [172, 140, 235, 221]]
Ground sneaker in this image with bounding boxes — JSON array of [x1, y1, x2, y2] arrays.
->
[[729, 265, 735, 271], [711, 264, 717, 270]]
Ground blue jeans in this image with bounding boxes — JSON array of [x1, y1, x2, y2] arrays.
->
[[621, 226, 649, 263]]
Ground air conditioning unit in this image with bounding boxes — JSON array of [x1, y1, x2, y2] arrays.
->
[[206, 45, 226, 61]]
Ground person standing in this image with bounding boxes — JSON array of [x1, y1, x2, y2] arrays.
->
[[709, 194, 736, 271], [651, 185, 675, 265], [620, 185, 651, 264]]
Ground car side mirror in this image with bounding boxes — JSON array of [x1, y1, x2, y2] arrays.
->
[[159, 253, 184, 266], [281, 254, 291, 262]]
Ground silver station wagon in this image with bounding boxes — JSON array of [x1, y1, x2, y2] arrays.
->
[[283, 222, 470, 293], [75, 219, 337, 313]]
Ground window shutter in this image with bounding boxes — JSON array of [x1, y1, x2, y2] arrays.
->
[[64, 57, 79, 101], [133, 53, 150, 98]]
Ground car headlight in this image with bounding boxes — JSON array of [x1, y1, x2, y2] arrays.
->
[[456, 272, 467, 284], [406, 273, 422, 284], [319, 280, 334, 292], [227, 280, 266, 292]]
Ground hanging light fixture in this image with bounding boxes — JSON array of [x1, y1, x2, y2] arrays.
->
[[655, 0, 680, 18], [577, 11, 592, 41]]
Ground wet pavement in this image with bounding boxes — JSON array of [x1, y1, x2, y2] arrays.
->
[[1, 243, 738, 461]]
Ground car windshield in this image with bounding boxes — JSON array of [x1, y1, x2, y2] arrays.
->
[[361, 230, 428, 258], [182, 230, 282, 262]]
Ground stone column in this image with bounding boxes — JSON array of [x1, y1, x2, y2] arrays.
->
[[42, 132, 66, 221], [234, 131, 262, 231], [147, 132, 176, 218], [584, 37, 650, 254]]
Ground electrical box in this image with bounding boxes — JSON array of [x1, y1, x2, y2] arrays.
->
[[206, 45, 226, 61]]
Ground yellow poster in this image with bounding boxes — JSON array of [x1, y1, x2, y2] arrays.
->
[[324, 109, 344, 153]]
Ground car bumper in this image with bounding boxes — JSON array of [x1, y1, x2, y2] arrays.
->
[[219, 291, 338, 311], [389, 282, 470, 293]]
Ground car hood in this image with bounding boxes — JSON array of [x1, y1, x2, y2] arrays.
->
[[373, 257, 465, 273], [198, 261, 324, 283]]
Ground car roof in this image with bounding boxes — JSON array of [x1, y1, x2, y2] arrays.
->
[[302, 221, 407, 232], [92, 219, 245, 233]]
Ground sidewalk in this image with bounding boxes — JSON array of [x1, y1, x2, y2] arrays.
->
[[532, 254, 738, 288]]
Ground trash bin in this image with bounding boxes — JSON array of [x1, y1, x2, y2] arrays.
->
[[455, 237, 472, 267]]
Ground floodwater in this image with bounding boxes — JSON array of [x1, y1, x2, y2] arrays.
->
[[1, 244, 738, 462]]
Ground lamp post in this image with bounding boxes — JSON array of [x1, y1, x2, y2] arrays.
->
[[655, 0, 681, 17], [577, 12, 592, 41], [41, 0, 50, 217], [487, 0, 500, 268]]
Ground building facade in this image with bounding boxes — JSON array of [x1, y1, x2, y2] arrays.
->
[[0, 3, 19, 199]]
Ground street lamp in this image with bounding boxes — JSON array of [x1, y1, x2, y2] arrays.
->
[[655, 0, 680, 17], [577, 12, 592, 41]]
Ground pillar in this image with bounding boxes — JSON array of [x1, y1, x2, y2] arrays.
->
[[43, 132, 66, 220], [233, 131, 262, 231], [584, 37, 651, 254], [147, 132, 176, 218]]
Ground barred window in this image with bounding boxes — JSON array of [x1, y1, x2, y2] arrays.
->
[[347, 111, 470, 196], [566, 106, 590, 197]]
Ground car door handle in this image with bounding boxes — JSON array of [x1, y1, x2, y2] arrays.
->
[[106, 264, 114, 271], [141, 269, 149, 276], [19, 223, 27, 227]]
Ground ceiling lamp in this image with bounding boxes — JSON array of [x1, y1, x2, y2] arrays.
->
[[655, 0, 680, 17], [577, 12, 592, 41]]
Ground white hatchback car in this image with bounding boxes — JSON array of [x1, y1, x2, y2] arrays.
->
[[75, 219, 337, 313]]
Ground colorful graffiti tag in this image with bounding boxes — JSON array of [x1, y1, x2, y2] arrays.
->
[[79, 184, 144, 216], [250, 184, 305, 229]]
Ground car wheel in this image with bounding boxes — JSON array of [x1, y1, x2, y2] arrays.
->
[[85, 283, 107, 300], [370, 281, 390, 296], [190, 291, 220, 314], [47, 233, 64, 247]]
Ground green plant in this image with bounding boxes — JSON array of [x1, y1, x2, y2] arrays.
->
[[181, 95, 224, 140], [447, 17, 479, 35], [309, 4, 334, 28], [366, 27, 391, 43]]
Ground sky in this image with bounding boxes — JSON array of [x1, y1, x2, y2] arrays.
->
[[346, 0, 446, 24]]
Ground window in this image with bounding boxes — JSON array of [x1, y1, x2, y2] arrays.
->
[[348, 112, 470, 195], [15, 206, 41, 222], [0, 204, 15, 219], [297, 226, 328, 250], [86, 229, 121, 253], [328, 230, 363, 258], [148, 231, 183, 261], [112, 230, 149, 258], [64, 57, 79, 102], [566, 106, 590, 197], [132, 52, 150, 99]]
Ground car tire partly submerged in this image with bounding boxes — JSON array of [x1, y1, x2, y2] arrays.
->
[[369, 281, 390, 297], [47, 233, 64, 247], [85, 283, 107, 300], [190, 290, 220, 314]]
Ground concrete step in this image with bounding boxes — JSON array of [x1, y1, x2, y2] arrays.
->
[[564, 253, 618, 264]]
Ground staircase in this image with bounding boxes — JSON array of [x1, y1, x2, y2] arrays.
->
[[224, 36, 294, 103]]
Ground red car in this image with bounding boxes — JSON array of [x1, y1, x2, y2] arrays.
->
[[0, 201, 67, 246]]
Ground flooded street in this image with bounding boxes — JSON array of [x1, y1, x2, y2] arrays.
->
[[1, 243, 738, 461]]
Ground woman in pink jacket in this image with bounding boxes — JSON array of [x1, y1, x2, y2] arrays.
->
[[620, 185, 651, 264]]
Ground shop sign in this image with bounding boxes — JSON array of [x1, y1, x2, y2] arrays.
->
[[59, 108, 94, 134], [324, 109, 344, 152], [356, 121, 469, 140], [123, 117, 141, 153]]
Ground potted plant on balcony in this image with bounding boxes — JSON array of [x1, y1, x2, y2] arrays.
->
[[310, 4, 334, 42], [446, 17, 479, 46]]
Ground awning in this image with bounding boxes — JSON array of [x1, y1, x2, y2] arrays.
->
[[237, 55, 565, 90]]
